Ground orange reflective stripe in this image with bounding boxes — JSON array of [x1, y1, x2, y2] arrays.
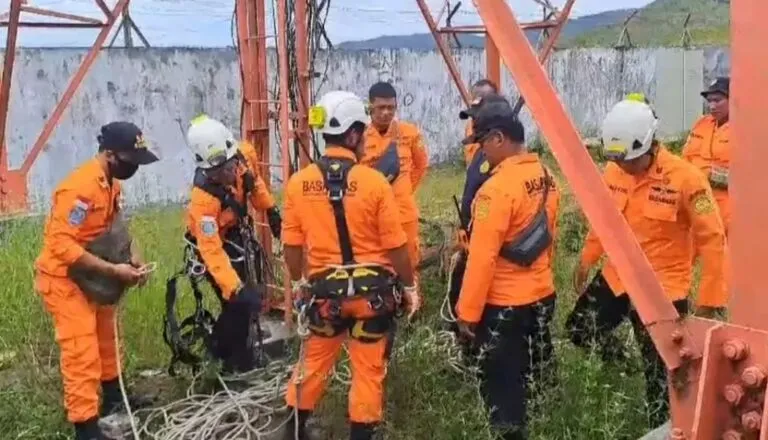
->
[[456, 153, 560, 323], [35, 158, 122, 277], [282, 146, 407, 277]]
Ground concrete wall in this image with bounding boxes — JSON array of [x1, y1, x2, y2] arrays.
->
[[1, 46, 730, 212]]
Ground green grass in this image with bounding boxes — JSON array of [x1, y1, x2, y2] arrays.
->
[[0, 159, 659, 440], [565, 0, 730, 48]]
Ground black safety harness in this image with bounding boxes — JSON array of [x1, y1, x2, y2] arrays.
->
[[302, 156, 402, 343], [163, 153, 267, 375]]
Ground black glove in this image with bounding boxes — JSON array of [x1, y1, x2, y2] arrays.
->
[[232, 284, 263, 311], [267, 207, 282, 239]]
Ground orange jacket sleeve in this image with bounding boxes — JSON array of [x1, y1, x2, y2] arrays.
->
[[682, 171, 727, 307], [456, 188, 515, 323], [188, 199, 241, 299], [281, 173, 305, 247], [410, 128, 429, 191], [45, 188, 90, 267], [375, 178, 409, 250], [248, 172, 276, 211]]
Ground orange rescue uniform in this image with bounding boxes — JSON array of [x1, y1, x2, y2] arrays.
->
[[282, 146, 407, 423], [456, 153, 561, 323], [463, 121, 481, 167], [184, 141, 276, 299], [579, 147, 727, 308], [362, 120, 428, 272], [682, 115, 731, 234], [34, 158, 122, 423]]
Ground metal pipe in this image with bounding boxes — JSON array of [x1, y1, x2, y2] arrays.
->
[[19, 6, 103, 24], [20, 0, 130, 175], [276, 0, 293, 325], [0, 0, 22, 175], [416, 0, 471, 106], [294, 0, 312, 166], [0, 21, 104, 28]]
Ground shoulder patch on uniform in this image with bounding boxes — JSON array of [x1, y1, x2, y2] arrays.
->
[[479, 160, 490, 174], [200, 215, 218, 237], [474, 195, 491, 221], [691, 191, 715, 215], [67, 198, 89, 227]]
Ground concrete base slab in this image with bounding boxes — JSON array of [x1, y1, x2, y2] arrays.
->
[[638, 420, 671, 440]]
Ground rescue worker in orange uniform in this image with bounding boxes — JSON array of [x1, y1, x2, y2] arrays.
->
[[566, 98, 727, 428], [362, 81, 429, 275], [183, 114, 281, 372], [461, 78, 499, 166], [682, 77, 731, 235], [282, 90, 422, 440], [34, 121, 159, 440], [455, 97, 560, 440]]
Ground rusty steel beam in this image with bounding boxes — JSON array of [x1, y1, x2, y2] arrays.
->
[[19, 5, 103, 24], [0, 22, 104, 27], [275, 0, 293, 325], [473, 0, 694, 371], [294, 0, 311, 166], [20, 0, 129, 176], [0, 0, 22, 177], [416, 0, 471, 105]]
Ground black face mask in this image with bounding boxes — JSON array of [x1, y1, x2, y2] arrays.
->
[[109, 157, 139, 180]]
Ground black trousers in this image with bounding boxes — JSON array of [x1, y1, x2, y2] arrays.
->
[[205, 231, 263, 372], [447, 250, 468, 333], [565, 272, 632, 363], [565, 272, 688, 428], [472, 294, 557, 440]]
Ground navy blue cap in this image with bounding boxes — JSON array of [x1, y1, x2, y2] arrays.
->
[[98, 121, 159, 165]]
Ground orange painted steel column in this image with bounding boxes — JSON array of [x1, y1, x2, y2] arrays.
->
[[294, 0, 312, 166], [20, 0, 129, 176], [0, 0, 22, 175], [473, 0, 693, 370], [276, 0, 293, 325], [729, 0, 768, 330], [416, 0, 471, 106], [485, 35, 500, 91]]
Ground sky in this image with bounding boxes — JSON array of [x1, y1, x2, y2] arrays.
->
[[0, 0, 655, 47]]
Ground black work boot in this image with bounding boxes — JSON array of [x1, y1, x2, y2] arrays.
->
[[284, 407, 311, 440], [349, 422, 378, 440], [74, 417, 106, 440], [100, 378, 153, 416]]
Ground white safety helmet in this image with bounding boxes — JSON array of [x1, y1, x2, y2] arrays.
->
[[600, 99, 659, 161], [186, 114, 238, 169], [309, 90, 369, 135]]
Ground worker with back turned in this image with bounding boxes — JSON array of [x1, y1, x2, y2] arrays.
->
[[282, 90, 422, 440]]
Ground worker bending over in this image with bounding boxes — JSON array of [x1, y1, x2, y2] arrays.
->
[[461, 78, 499, 166], [283, 90, 422, 440], [567, 98, 727, 428], [362, 81, 429, 275], [455, 97, 560, 440], [183, 115, 281, 372], [34, 122, 159, 440], [682, 77, 731, 235]]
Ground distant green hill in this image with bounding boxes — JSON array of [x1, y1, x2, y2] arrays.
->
[[336, 9, 635, 51], [565, 0, 730, 48]]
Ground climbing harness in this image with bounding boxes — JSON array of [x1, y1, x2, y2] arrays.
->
[[163, 156, 272, 376]]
